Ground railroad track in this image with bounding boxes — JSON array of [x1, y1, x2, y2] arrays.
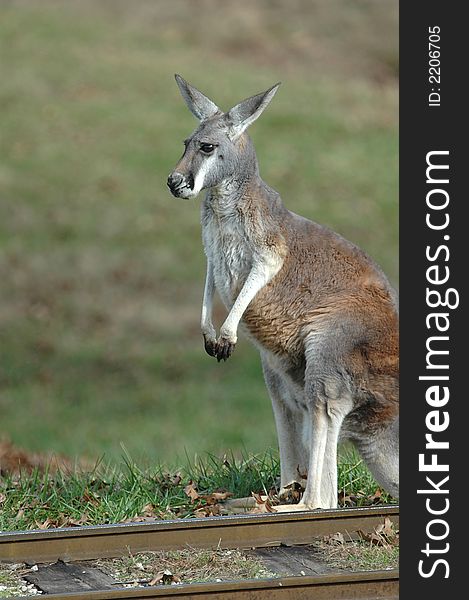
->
[[0, 505, 399, 599]]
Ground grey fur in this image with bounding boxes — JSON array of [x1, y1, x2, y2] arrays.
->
[[167, 77, 399, 509], [174, 74, 220, 121]]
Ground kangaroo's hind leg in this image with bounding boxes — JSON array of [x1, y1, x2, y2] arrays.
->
[[354, 416, 399, 500], [261, 354, 309, 499], [301, 331, 354, 509]]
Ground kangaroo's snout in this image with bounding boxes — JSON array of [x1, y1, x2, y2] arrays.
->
[[167, 171, 194, 198]]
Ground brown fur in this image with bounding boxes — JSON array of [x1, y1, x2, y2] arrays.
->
[[169, 75, 399, 507], [239, 181, 399, 435]]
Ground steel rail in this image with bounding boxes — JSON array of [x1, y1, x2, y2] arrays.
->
[[0, 505, 398, 564], [17, 570, 399, 600]]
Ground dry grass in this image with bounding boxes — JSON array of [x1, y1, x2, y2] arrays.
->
[[96, 548, 274, 586], [316, 539, 399, 571], [316, 516, 399, 571]]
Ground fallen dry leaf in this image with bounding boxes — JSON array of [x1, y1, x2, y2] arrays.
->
[[338, 491, 354, 506], [35, 513, 90, 530], [82, 488, 100, 506], [123, 504, 161, 523], [323, 531, 345, 545], [155, 472, 183, 490], [184, 481, 199, 502], [142, 503, 157, 517], [375, 516, 399, 545], [149, 570, 181, 586], [281, 481, 303, 503], [358, 529, 391, 546], [199, 491, 233, 505], [250, 492, 275, 513], [194, 504, 222, 518], [367, 488, 383, 504], [66, 515, 91, 527], [357, 517, 399, 547], [338, 490, 369, 507], [185, 484, 233, 512]]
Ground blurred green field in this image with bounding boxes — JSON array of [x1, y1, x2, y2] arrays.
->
[[0, 0, 398, 465]]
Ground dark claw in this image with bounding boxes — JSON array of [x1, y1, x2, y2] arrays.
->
[[204, 334, 236, 361], [203, 334, 217, 357], [215, 337, 235, 362]]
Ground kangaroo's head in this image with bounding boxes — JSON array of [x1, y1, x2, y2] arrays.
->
[[167, 75, 280, 199]]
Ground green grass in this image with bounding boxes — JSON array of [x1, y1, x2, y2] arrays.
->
[[0, 451, 273, 531], [0, 449, 395, 532], [0, 1, 398, 464]]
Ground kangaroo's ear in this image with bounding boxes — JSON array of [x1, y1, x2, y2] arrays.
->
[[225, 82, 281, 139], [174, 74, 220, 121]]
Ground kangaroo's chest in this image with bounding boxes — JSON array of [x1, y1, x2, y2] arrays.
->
[[202, 211, 253, 308]]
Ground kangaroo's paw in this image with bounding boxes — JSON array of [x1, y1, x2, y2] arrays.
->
[[214, 336, 236, 362], [203, 334, 218, 357]]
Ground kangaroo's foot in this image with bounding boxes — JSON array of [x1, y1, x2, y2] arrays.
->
[[273, 503, 315, 513], [274, 498, 337, 512]]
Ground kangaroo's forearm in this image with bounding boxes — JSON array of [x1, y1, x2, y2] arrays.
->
[[201, 261, 215, 336], [220, 256, 283, 341]]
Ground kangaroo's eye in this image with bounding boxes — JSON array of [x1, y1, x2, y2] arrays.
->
[[200, 143, 215, 154]]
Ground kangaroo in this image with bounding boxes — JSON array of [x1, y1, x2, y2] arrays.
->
[[167, 75, 399, 509]]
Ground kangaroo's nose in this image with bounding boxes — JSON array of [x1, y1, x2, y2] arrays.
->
[[167, 172, 184, 191]]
